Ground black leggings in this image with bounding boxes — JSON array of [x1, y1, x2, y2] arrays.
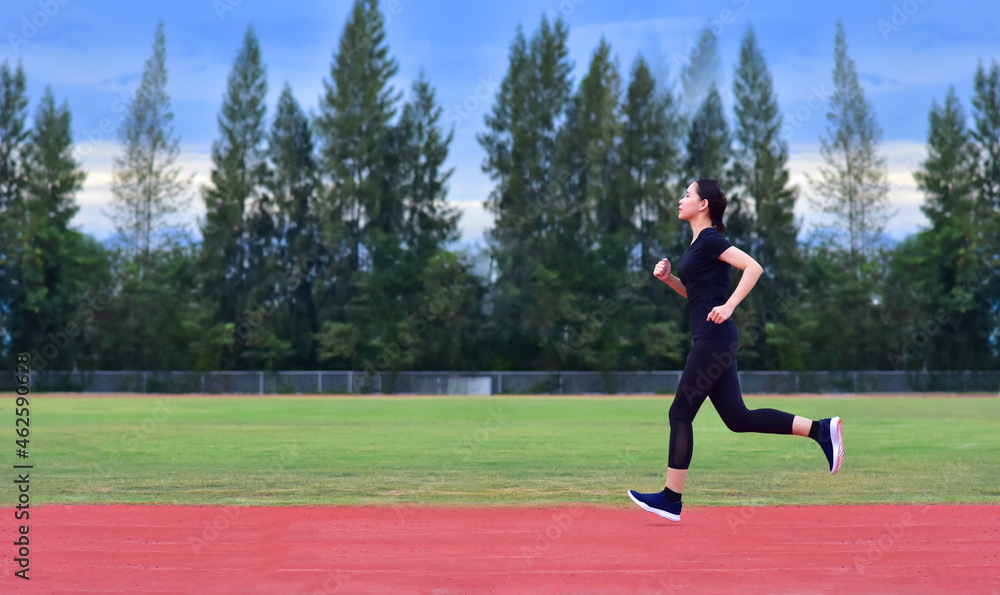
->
[[668, 338, 795, 470]]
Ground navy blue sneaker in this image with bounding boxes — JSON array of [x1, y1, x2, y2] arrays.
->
[[627, 489, 682, 521], [817, 416, 845, 474]]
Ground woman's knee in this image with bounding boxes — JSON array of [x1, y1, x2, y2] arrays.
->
[[719, 408, 752, 432]]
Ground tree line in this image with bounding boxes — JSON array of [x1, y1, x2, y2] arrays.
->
[[0, 0, 997, 373]]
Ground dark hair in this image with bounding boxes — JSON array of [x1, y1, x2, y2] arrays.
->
[[696, 178, 727, 236]]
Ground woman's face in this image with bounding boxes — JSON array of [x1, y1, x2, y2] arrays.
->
[[678, 182, 706, 221]]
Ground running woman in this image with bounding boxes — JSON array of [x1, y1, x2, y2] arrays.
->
[[628, 179, 844, 522]]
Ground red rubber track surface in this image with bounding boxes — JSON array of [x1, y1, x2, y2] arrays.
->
[[2, 504, 998, 594]]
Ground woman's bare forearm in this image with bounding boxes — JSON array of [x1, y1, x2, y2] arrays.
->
[[724, 264, 762, 310], [663, 274, 687, 298]]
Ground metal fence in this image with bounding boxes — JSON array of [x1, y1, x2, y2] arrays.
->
[[9, 369, 1000, 395]]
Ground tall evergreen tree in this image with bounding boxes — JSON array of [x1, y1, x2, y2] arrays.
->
[[0, 61, 29, 361], [552, 38, 624, 369], [731, 27, 798, 275], [730, 26, 802, 369], [109, 21, 192, 262], [915, 87, 977, 232], [102, 21, 199, 371], [343, 71, 465, 373], [4, 88, 107, 370], [396, 72, 459, 264], [680, 26, 721, 113], [808, 21, 891, 262], [970, 60, 1000, 358], [618, 55, 686, 370], [683, 84, 730, 182], [479, 16, 574, 370], [887, 87, 988, 370], [268, 84, 322, 369], [682, 83, 734, 255], [316, 0, 400, 299], [199, 25, 273, 367], [801, 23, 893, 370], [620, 55, 683, 267]]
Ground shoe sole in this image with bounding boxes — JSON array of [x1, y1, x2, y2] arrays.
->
[[627, 490, 680, 522], [829, 416, 844, 475]]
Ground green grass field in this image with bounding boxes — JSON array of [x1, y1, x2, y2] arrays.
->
[[26, 394, 1000, 507]]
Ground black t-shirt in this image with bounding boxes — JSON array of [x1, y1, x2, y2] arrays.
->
[[677, 228, 738, 340]]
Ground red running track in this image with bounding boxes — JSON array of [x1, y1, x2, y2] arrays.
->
[[2, 504, 998, 594]]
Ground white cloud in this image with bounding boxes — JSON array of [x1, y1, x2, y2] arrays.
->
[[788, 139, 930, 241], [72, 141, 212, 241]]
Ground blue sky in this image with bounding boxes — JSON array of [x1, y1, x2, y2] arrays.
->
[[3, 0, 999, 249]]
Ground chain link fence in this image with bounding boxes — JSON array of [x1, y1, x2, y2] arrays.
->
[[9, 369, 1000, 395]]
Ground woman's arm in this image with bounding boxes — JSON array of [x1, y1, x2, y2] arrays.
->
[[653, 258, 687, 298], [706, 246, 764, 324]]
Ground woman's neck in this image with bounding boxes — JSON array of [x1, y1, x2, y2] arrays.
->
[[689, 219, 712, 244]]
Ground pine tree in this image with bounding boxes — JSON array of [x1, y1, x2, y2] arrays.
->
[[972, 61, 1000, 247], [684, 84, 730, 182], [0, 61, 29, 362], [915, 87, 977, 231], [683, 82, 733, 255], [269, 84, 322, 368], [552, 37, 623, 369], [479, 16, 574, 370], [620, 55, 683, 267], [731, 27, 798, 275], [680, 26, 721, 113], [8, 88, 107, 370], [316, 0, 400, 287], [730, 26, 801, 369], [396, 72, 459, 263], [0, 61, 28, 222], [199, 24, 272, 367], [808, 21, 891, 262], [109, 21, 192, 263], [970, 60, 1000, 361], [886, 86, 990, 370], [618, 55, 685, 370]]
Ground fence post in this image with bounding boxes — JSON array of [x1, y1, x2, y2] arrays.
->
[[852, 371, 858, 393], [497, 372, 502, 395], [201, 373, 205, 394], [795, 373, 799, 394], [259, 371, 264, 395], [143, 372, 148, 394], [348, 371, 353, 393], [318, 372, 323, 394]]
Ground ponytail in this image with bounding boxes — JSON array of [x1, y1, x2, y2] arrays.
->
[[697, 179, 728, 237]]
